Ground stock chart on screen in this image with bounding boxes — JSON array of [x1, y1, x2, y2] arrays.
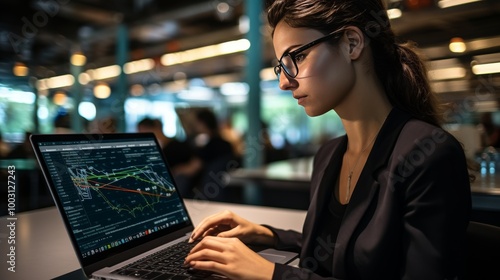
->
[[38, 137, 189, 256]]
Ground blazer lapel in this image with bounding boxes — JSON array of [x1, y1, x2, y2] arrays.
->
[[332, 108, 412, 278], [300, 136, 347, 261]]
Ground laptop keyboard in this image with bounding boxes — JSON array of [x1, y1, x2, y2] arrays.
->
[[112, 241, 216, 279]]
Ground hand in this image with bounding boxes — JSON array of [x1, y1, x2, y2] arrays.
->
[[189, 210, 274, 245], [185, 236, 274, 280]]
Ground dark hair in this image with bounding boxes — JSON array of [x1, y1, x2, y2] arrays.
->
[[195, 109, 220, 136], [267, 0, 442, 127], [138, 117, 162, 128]]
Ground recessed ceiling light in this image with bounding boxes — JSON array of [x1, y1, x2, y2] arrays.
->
[[449, 37, 466, 53]]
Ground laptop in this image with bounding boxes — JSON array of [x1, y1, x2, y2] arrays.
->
[[30, 133, 297, 280]]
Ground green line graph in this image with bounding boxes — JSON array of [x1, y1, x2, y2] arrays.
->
[[69, 165, 177, 217]]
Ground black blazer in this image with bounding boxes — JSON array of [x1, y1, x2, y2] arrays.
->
[[269, 108, 472, 280]]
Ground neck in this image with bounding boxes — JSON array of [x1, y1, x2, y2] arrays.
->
[[342, 113, 388, 153], [337, 80, 392, 153]]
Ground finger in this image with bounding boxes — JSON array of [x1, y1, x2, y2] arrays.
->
[[190, 236, 229, 254], [190, 211, 235, 241], [189, 213, 222, 242], [200, 224, 234, 238], [188, 260, 227, 276], [185, 247, 227, 265]]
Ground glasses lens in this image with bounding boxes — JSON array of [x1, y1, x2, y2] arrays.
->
[[281, 55, 297, 77]]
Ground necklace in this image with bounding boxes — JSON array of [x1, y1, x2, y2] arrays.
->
[[344, 133, 378, 203]]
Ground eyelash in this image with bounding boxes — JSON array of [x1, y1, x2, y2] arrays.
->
[[294, 53, 307, 63]]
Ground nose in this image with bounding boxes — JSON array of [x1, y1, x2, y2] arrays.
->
[[278, 72, 296, 91]]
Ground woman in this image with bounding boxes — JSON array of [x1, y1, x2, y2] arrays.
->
[[184, 0, 472, 279]]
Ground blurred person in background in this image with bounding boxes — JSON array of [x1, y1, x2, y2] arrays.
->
[[53, 112, 74, 134], [87, 116, 117, 134], [220, 118, 245, 163], [7, 132, 34, 159], [185, 0, 472, 279], [190, 109, 237, 201], [137, 117, 199, 197]]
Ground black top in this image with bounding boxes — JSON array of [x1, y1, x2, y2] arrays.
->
[[162, 139, 195, 168], [196, 136, 234, 164], [314, 180, 347, 276]]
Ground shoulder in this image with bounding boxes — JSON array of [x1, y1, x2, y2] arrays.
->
[[312, 135, 346, 170], [315, 136, 345, 158], [387, 119, 469, 186], [395, 119, 464, 159], [317, 135, 345, 153]]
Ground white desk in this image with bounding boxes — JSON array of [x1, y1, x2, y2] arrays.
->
[[0, 199, 306, 280]]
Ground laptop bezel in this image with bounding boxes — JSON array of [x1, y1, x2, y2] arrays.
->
[[30, 133, 195, 278]]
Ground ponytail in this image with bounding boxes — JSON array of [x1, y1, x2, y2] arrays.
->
[[375, 41, 443, 128]]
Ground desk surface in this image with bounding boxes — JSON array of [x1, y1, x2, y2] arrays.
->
[[0, 199, 306, 280]]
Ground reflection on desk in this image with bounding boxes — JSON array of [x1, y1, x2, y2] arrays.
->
[[230, 157, 313, 184], [0, 199, 306, 280]]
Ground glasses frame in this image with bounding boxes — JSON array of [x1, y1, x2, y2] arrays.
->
[[274, 29, 345, 79]]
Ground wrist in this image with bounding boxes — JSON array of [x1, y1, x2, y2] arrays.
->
[[251, 224, 275, 245]]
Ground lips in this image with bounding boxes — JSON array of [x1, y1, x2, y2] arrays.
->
[[293, 94, 307, 105]]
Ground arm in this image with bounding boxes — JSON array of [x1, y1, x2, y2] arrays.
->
[[397, 136, 471, 279]]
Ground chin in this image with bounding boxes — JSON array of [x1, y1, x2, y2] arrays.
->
[[304, 107, 328, 117]]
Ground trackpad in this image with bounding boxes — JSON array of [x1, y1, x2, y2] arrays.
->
[[258, 248, 298, 264]]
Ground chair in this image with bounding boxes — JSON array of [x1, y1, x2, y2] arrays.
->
[[465, 221, 500, 280]]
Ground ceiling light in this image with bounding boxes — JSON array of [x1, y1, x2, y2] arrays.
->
[[78, 73, 92, 85], [53, 91, 67, 106], [124, 59, 155, 74], [13, 62, 29, 77], [449, 37, 466, 53], [431, 80, 470, 93], [89, 65, 121, 80], [428, 67, 467, 81], [161, 39, 250, 66], [472, 62, 500, 75], [71, 52, 86, 66], [216, 2, 230, 14], [438, 0, 481, 9], [94, 82, 111, 99], [387, 8, 402, 19], [46, 74, 75, 89]]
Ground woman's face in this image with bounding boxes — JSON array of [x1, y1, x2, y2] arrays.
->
[[272, 21, 355, 117]]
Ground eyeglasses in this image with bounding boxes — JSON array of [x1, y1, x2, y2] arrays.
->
[[274, 29, 345, 79]]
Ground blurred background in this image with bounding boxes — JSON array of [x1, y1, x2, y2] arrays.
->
[[0, 0, 499, 220]]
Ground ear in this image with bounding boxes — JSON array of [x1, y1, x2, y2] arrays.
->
[[344, 27, 365, 61]]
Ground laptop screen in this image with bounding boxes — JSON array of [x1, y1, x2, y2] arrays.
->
[[31, 133, 193, 265]]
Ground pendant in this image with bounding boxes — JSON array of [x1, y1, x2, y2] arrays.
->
[[346, 172, 353, 202]]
